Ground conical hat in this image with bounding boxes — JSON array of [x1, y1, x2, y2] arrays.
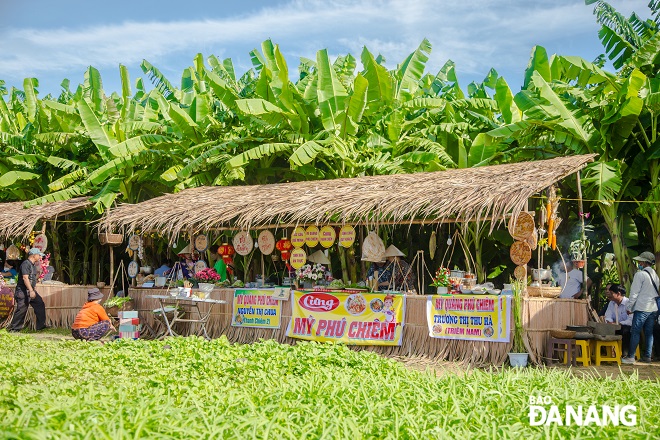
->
[[384, 245, 405, 257], [176, 243, 192, 255], [308, 250, 330, 264]]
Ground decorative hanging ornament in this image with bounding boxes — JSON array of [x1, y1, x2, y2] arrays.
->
[[233, 231, 253, 256], [218, 243, 235, 263], [291, 226, 306, 248], [128, 234, 141, 251], [258, 230, 275, 255], [338, 225, 355, 248], [305, 226, 320, 248], [276, 238, 293, 260], [319, 226, 336, 248], [194, 234, 208, 252], [128, 261, 139, 278], [33, 234, 48, 253], [289, 248, 307, 270]]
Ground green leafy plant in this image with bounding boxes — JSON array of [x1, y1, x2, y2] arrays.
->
[[511, 279, 526, 353], [103, 296, 132, 309]]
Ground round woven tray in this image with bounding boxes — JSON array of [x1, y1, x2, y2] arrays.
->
[[527, 285, 562, 298], [550, 329, 576, 339]]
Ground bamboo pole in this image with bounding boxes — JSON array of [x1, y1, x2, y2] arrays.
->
[[576, 171, 588, 297]]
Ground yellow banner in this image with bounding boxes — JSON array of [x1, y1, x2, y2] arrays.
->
[[232, 289, 282, 329], [287, 290, 405, 345], [426, 295, 511, 342]]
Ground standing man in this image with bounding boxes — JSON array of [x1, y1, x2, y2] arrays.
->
[[9, 248, 48, 332], [622, 252, 659, 364]]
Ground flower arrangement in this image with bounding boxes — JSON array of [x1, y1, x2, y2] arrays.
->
[[430, 267, 451, 287], [191, 268, 221, 283], [296, 263, 326, 282], [38, 253, 50, 281]]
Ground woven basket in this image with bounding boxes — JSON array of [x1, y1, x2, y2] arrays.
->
[[526, 285, 562, 298], [550, 329, 576, 339], [99, 233, 123, 246]]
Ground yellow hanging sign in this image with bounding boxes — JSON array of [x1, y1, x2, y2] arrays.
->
[[319, 226, 336, 248], [289, 248, 307, 269], [305, 226, 319, 247], [338, 225, 356, 248], [291, 226, 306, 248]]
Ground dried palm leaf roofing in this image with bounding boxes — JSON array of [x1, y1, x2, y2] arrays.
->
[[0, 197, 91, 239], [102, 155, 596, 238]]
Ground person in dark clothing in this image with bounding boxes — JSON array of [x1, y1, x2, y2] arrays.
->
[[9, 248, 48, 332]]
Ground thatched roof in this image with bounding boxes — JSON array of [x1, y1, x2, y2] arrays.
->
[[101, 155, 596, 238], [0, 197, 91, 239]]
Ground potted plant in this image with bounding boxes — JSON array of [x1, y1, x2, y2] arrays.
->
[[430, 267, 451, 294], [508, 279, 528, 367], [191, 268, 221, 298], [568, 239, 586, 268], [295, 263, 326, 289]]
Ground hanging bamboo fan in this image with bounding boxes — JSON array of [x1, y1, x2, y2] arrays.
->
[[508, 211, 535, 241], [510, 241, 532, 266], [513, 265, 527, 280]]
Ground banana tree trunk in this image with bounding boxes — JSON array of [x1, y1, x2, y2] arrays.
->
[[50, 220, 64, 282], [601, 203, 633, 289], [347, 246, 358, 284], [338, 245, 349, 284], [82, 223, 90, 285]]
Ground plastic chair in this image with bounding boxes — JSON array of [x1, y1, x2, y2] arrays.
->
[[573, 339, 591, 366], [617, 340, 640, 360], [593, 340, 621, 366], [547, 338, 576, 366]]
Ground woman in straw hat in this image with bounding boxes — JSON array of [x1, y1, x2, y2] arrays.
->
[[384, 245, 416, 292], [71, 288, 115, 341]]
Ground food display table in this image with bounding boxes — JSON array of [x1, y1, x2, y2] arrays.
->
[[147, 295, 227, 339]]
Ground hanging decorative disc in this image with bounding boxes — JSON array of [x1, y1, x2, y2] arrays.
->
[[510, 241, 532, 266], [319, 226, 336, 248], [33, 234, 48, 253], [128, 261, 139, 278], [194, 260, 207, 273], [194, 234, 208, 252], [128, 234, 141, 251], [508, 211, 535, 241], [290, 248, 307, 270], [291, 226, 306, 248], [514, 265, 527, 281], [258, 230, 275, 255], [305, 226, 319, 248], [233, 231, 254, 256], [338, 225, 356, 248]]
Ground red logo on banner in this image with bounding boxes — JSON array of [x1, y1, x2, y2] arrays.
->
[[299, 293, 339, 312]]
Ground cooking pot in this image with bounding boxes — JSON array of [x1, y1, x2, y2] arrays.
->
[[531, 268, 552, 281]]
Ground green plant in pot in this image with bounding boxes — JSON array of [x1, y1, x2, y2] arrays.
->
[[508, 279, 528, 367]]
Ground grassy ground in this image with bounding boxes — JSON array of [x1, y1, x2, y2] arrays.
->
[[1, 331, 659, 439]]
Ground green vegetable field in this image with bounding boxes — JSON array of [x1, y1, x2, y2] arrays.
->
[[0, 331, 658, 439]]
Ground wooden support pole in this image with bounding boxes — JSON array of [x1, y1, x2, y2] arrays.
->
[[576, 171, 588, 297]]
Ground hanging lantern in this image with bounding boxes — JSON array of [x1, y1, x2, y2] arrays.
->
[[276, 238, 293, 261], [218, 243, 235, 263]]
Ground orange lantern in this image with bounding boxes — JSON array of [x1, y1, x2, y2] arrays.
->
[[218, 243, 235, 263]]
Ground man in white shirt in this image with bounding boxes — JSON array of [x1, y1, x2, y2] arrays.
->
[[558, 260, 590, 299], [604, 284, 632, 356], [622, 252, 659, 364]]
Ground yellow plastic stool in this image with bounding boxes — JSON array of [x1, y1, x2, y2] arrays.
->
[[593, 340, 621, 366], [617, 341, 640, 360], [574, 339, 591, 366]]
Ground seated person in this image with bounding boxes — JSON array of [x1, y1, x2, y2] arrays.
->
[[558, 260, 592, 299], [209, 245, 228, 282], [154, 259, 172, 277], [598, 283, 613, 317], [71, 288, 115, 341], [1, 260, 17, 278], [366, 260, 393, 291], [604, 284, 632, 357]]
